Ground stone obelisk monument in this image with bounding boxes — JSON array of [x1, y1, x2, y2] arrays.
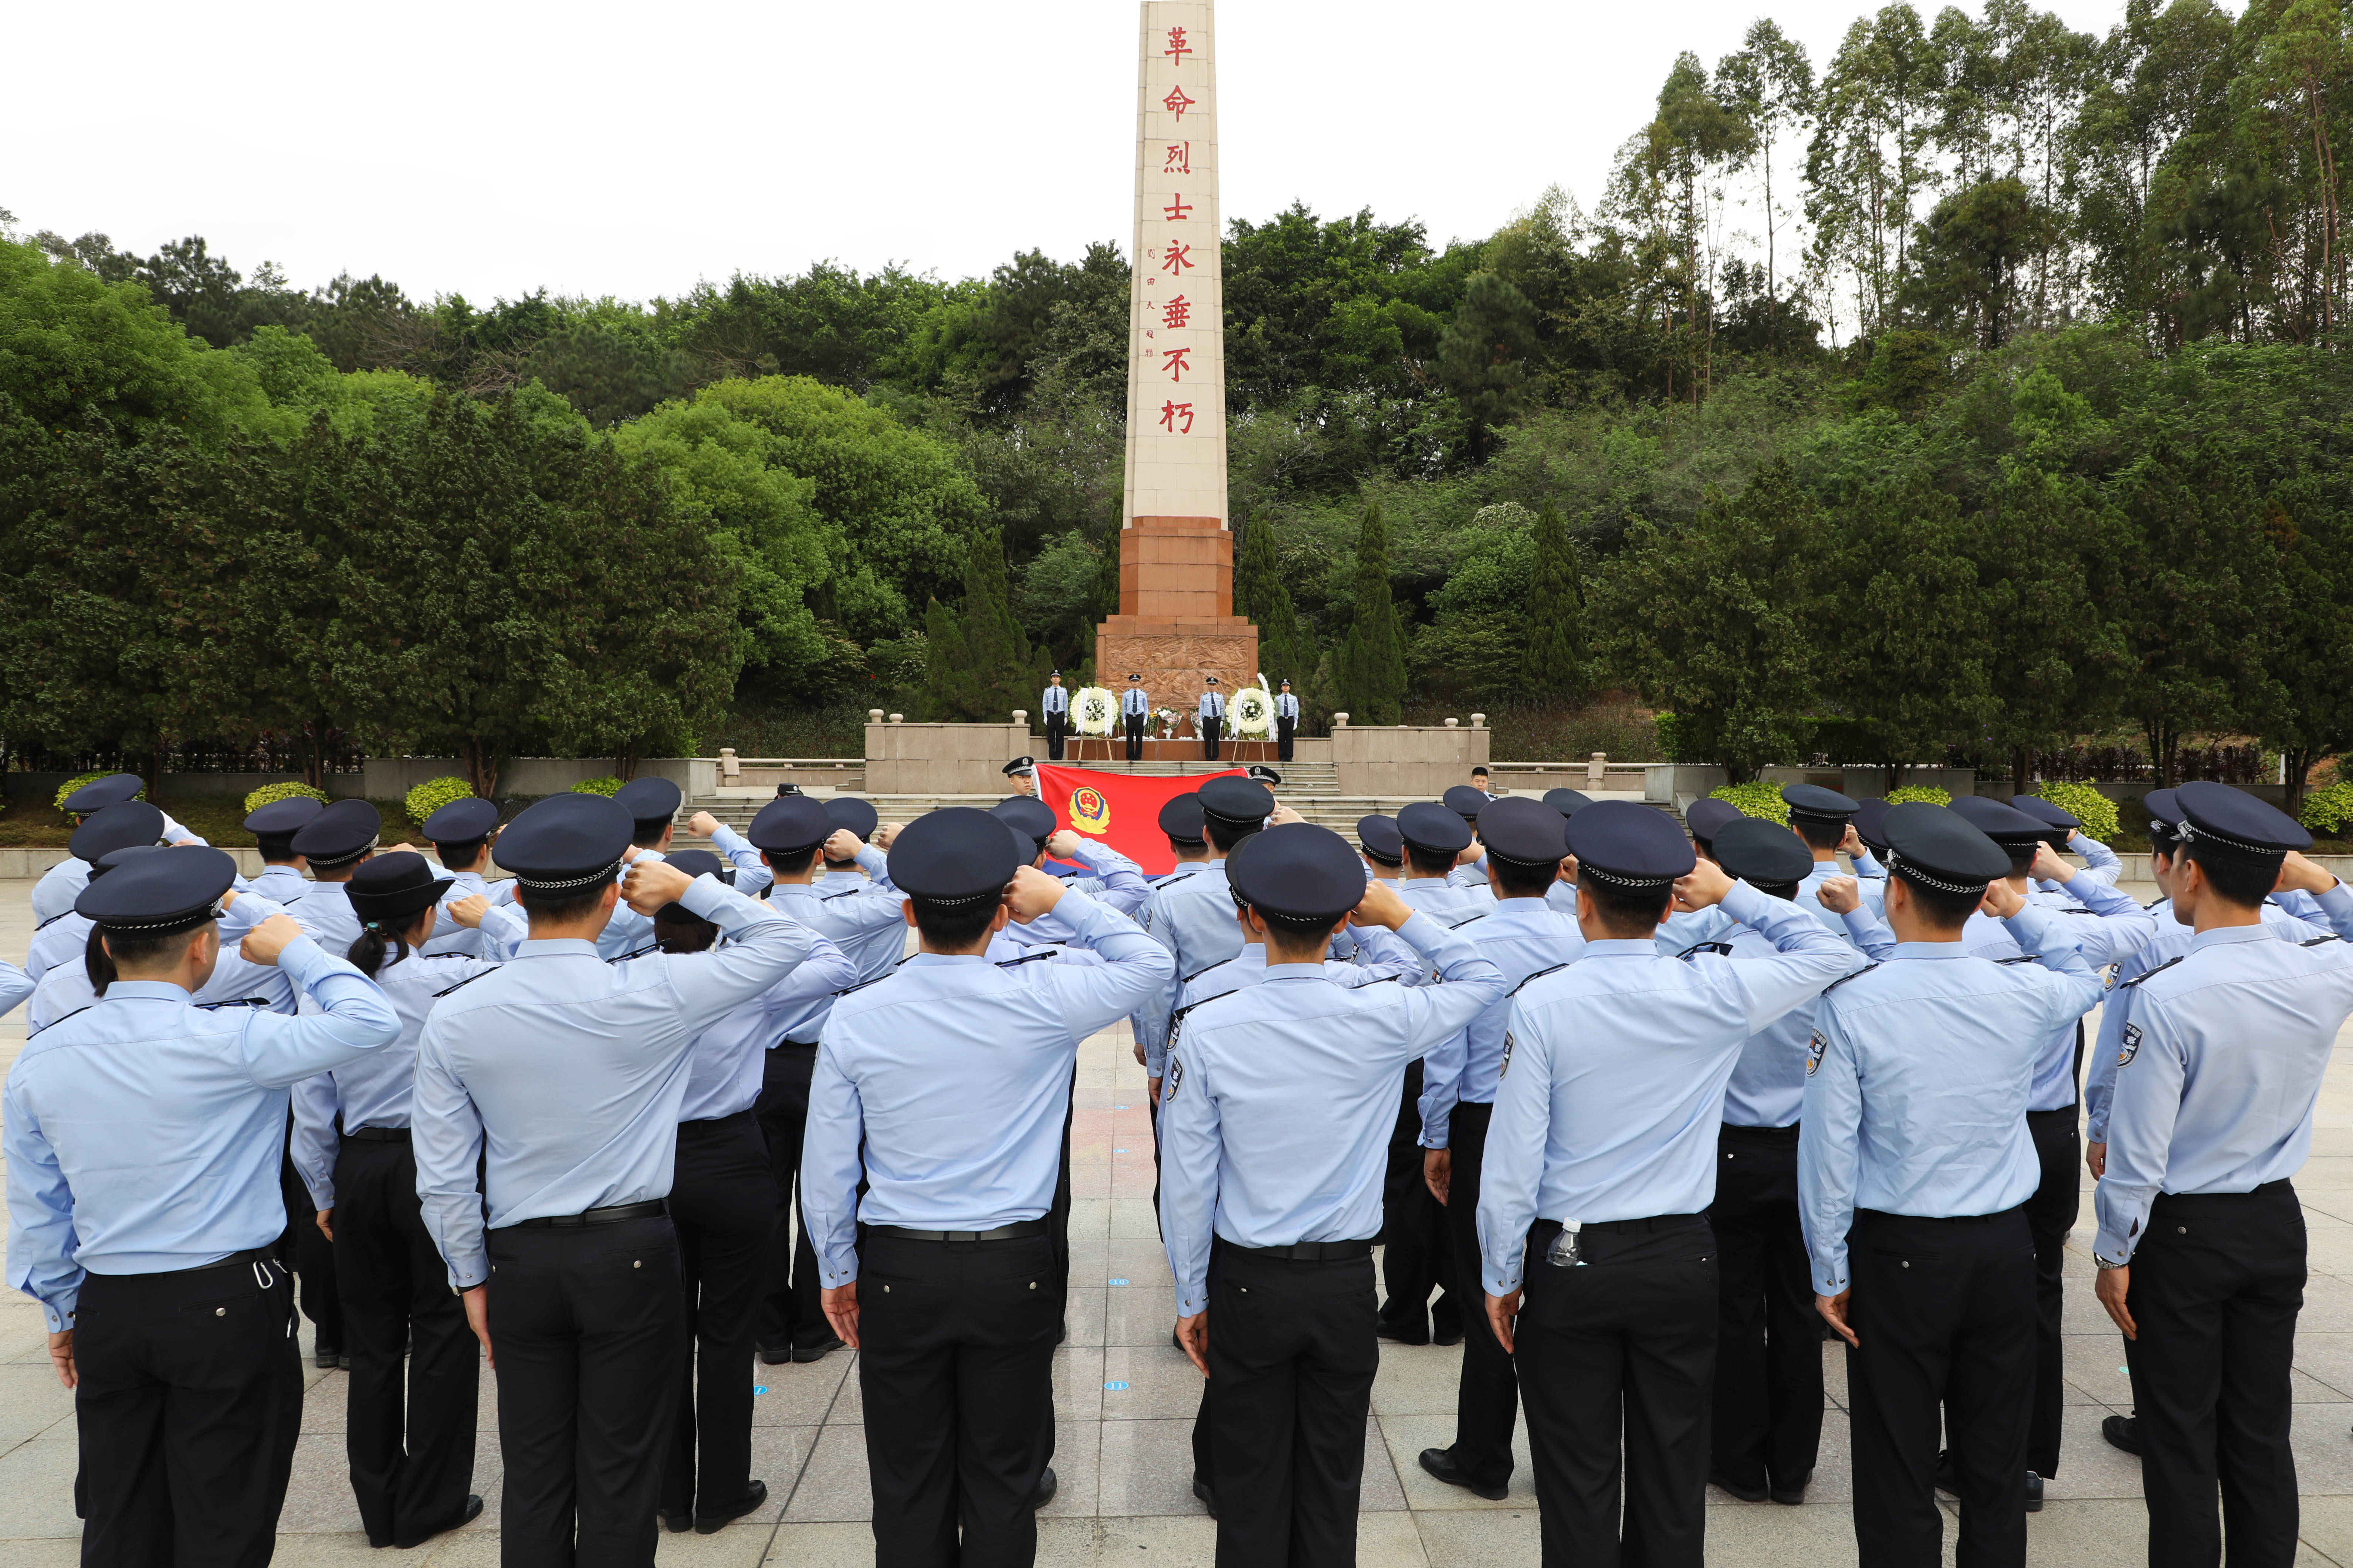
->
[[1095, 0, 1259, 709]]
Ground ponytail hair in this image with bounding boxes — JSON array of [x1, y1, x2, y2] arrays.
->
[[347, 913, 424, 978], [85, 924, 117, 995]]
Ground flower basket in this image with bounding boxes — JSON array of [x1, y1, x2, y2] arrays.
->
[[1230, 681, 1274, 740], [1075, 686, 1115, 738]]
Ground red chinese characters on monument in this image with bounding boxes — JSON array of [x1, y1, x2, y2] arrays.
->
[[1162, 346, 1191, 381], [1161, 294, 1190, 329], [1162, 84, 1194, 120], [1164, 142, 1189, 174], [1144, 19, 1207, 437], [1164, 25, 1192, 65], [1162, 193, 1192, 221], [1160, 241, 1194, 276], [1159, 400, 1195, 434]]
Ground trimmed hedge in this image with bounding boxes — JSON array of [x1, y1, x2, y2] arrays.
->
[[2302, 781, 2353, 836], [403, 776, 475, 827], [1709, 781, 1789, 825], [54, 771, 142, 814], [242, 780, 328, 815], [1885, 784, 1951, 807], [2027, 780, 2121, 845], [571, 776, 624, 797]]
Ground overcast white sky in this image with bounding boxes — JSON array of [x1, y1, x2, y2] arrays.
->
[[6, 0, 2137, 305]]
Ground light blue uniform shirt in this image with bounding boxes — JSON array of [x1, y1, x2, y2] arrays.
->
[[1398, 878, 1499, 986], [0, 959, 31, 1018], [246, 862, 310, 907], [593, 849, 669, 960], [29, 810, 203, 922], [26, 911, 90, 984], [419, 868, 500, 958], [1159, 913, 1507, 1314], [1419, 900, 1587, 1148], [2083, 896, 2325, 1142], [27, 965, 96, 1036], [1662, 903, 1881, 1128], [412, 876, 814, 1289], [1176, 928, 1421, 1012], [1477, 883, 1855, 1296], [1138, 858, 1241, 1073], [290, 948, 504, 1206], [678, 931, 857, 1122], [5, 937, 399, 1330], [291, 880, 363, 964], [2093, 885, 2353, 1264], [1016, 840, 1151, 944], [1447, 851, 1489, 891], [2033, 835, 2122, 892], [803, 890, 1174, 1285], [1949, 872, 2157, 1108], [1042, 684, 1069, 716], [710, 829, 909, 982], [1123, 687, 1150, 718], [193, 889, 298, 1013], [1798, 904, 2106, 1295], [1197, 691, 1225, 723]]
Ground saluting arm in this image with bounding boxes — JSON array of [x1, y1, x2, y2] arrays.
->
[[1383, 905, 1508, 1057], [1056, 838, 1150, 917], [1709, 879, 1858, 1033], [2035, 846, 2156, 965], [704, 822, 777, 895], [1035, 885, 1179, 1039], [235, 925, 401, 1087], [2070, 833, 2123, 886], [1996, 896, 2109, 1032], [649, 872, 817, 1037]]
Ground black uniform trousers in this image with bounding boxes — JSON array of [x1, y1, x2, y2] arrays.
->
[[1846, 1206, 2034, 1568], [1707, 1122, 1821, 1496], [488, 1212, 684, 1568], [1276, 715, 1296, 762], [279, 1139, 343, 1353], [1124, 713, 1146, 761], [753, 1043, 831, 1353], [1044, 709, 1066, 761], [1438, 1102, 1517, 1488], [332, 1133, 480, 1548], [1191, 1241, 1380, 1568], [2124, 1181, 2305, 1568], [1201, 716, 1221, 760], [662, 1113, 775, 1521], [2022, 1100, 2081, 1478], [75, 1254, 303, 1568], [1377, 1060, 1458, 1341], [857, 1229, 1059, 1568], [1516, 1215, 1717, 1568]]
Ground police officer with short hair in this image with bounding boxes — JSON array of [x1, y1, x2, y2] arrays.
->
[[27, 804, 170, 984], [1198, 676, 1226, 760], [2093, 784, 2353, 1568], [1121, 676, 1151, 761], [1357, 814, 1405, 886], [1274, 678, 1300, 761], [1042, 670, 1070, 760], [595, 776, 687, 960], [6, 849, 401, 1566], [2009, 794, 2125, 887], [1136, 777, 1282, 1099], [245, 794, 324, 907], [819, 797, 885, 893], [417, 796, 504, 955], [30, 774, 204, 922], [1442, 787, 1496, 890], [1161, 823, 1506, 1558], [411, 792, 819, 1565], [803, 808, 1174, 1566], [1800, 803, 2107, 1567]]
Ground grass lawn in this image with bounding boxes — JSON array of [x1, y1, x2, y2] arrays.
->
[[0, 794, 421, 849]]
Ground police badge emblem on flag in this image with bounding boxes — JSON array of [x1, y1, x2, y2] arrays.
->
[[1806, 1031, 1827, 1076], [2118, 1022, 2142, 1067]]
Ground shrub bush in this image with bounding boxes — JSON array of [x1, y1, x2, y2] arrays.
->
[[242, 780, 329, 815], [2028, 780, 2121, 845], [1885, 784, 1952, 807], [403, 776, 475, 827], [54, 771, 143, 814], [1710, 781, 1789, 824], [2301, 781, 2353, 836], [571, 776, 624, 797]]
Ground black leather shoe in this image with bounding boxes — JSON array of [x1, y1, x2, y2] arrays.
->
[[1192, 1476, 1218, 1518], [314, 1343, 343, 1370], [1709, 1469, 1769, 1503], [1419, 1447, 1509, 1501], [2025, 1472, 2044, 1513], [339, 1353, 353, 1370], [1932, 1449, 1958, 1498], [393, 1494, 483, 1548], [696, 1479, 767, 1534], [2102, 1414, 2141, 1455], [657, 1506, 693, 1533], [1029, 1469, 1058, 1510], [791, 1335, 844, 1363], [756, 1343, 795, 1366], [1375, 1316, 1429, 1347], [1432, 1324, 1464, 1347], [1770, 1469, 1811, 1506]]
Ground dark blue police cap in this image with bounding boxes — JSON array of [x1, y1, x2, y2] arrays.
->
[[1781, 784, 1857, 824], [2010, 795, 2079, 835], [826, 797, 880, 841], [747, 795, 833, 855], [1947, 795, 2048, 848], [62, 773, 145, 814], [2142, 788, 2181, 844], [1228, 823, 1364, 926], [348, 853, 453, 929], [1542, 788, 1592, 819], [651, 848, 732, 923], [1711, 817, 1813, 888], [1682, 798, 1742, 847], [1476, 797, 1567, 869], [615, 777, 683, 827], [1397, 801, 1473, 856], [888, 807, 1018, 906], [1883, 802, 2011, 893], [244, 795, 325, 837], [1442, 785, 1489, 821], [992, 796, 1058, 849], [70, 801, 165, 864], [2177, 781, 2310, 862], [1852, 798, 1892, 855], [1246, 765, 1283, 786], [1160, 794, 1207, 846], [1003, 756, 1037, 778], [495, 794, 633, 893], [76, 844, 238, 936], [1198, 777, 1274, 829], [1357, 814, 1404, 865], [1564, 800, 1695, 891], [420, 797, 498, 844], [292, 799, 382, 869], [91, 844, 164, 880]]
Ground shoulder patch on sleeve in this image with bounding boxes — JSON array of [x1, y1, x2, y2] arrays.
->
[[1821, 962, 1881, 995], [1166, 1053, 1185, 1097], [2120, 955, 2186, 990], [1508, 961, 1572, 997], [2117, 1021, 2144, 1067], [1805, 1030, 1828, 1075], [1499, 1029, 1516, 1078]]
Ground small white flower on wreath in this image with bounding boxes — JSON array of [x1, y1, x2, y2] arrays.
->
[[1230, 676, 1274, 740], [1075, 686, 1115, 737]]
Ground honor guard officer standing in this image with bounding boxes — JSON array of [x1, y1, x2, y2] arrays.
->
[[1476, 803, 1853, 1568], [1041, 671, 1071, 761], [650, 848, 856, 1532], [1274, 678, 1300, 761], [1686, 820, 1878, 1510], [1159, 825, 1506, 1560], [244, 794, 324, 906], [1198, 676, 1227, 760], [1414, 797, 1586, 1504], [27, 804, 172, 983], [290, 854, 498, 1550], [410, 793, 819, 1568], [1137, 777, 1283, 1099], [2093, 785, 2353, 1568], [5, 849, 401, 1566], [418, 796, 505, 955], [1798, 804, 2106, 1567], [1122, 675, 1151, 761], [30, 774, 206, 922], [802, 809, 1175, 1568]]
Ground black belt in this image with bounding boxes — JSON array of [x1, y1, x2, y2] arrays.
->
[[1226, 1239, 1375, 1261], [507, 1199, 668, 1230], [1531, 1213, 1705, 1240], [2025, 1104, 2079, 1122], [345, 1125, 410, 1144], [1857, 1205, 2021, 1225], [870, 1220, 1046, 1244], [2158, 1179, 2294, 1200], [677, 1109, 756, 1138], [138, 1248, 279, 1280]]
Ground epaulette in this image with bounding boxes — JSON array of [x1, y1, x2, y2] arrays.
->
[[1996, 954, 2041, 965], [1821, 962, 1882, 994], [1509, 961, 1572, 996], [995, 950, 1059, 969], [432, 967, 503, 998], [2120, 955, 2186, 990], [2302, 935, 2342, 948], [1179, 960, 1230, 985], [26, 1006, 91, 1038], [194, 996, 270, 1012], [1677, 941, 1736, 961], [1449, 913, 1489, 929], [821, 886, 880, 902], [607, 944, 660, 964], [1168, 986, 1243, 1039], [833, 970, 897, 997], [33, 911, 71, 932]]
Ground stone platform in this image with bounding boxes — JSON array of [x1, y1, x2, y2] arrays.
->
[[1095, 517, 1260, 704]]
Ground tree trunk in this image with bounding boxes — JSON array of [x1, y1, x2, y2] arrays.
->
[[464, 740, 501, 801], [616, 749, 639, 783], [2010, 746, 2030, 799], [1884, 760, 1903, 795], [2283, 747, 2315, 826]]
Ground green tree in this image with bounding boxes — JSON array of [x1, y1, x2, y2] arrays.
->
[[921, 528, 1043, 722], [1902, 176, 2061, 348], [1718, 20, 1818, 304], [1335, 503, 1408, 723], [1433, 272, 1538, 459], [1235, 515, 1307, 691], [2254, 488, 2353, 819], [1520, 502, 1587, 701]]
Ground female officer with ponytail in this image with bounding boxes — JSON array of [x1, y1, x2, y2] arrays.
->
[[289, 853, 497, 1550]]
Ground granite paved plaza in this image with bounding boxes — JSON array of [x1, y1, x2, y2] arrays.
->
[[9, 875, 2353, 1565]]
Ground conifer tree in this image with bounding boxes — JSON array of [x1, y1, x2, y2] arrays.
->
[[1234, 515, 1306, 689], [1336, 503, 1407, 724], [1519, 502, 1587, 701]]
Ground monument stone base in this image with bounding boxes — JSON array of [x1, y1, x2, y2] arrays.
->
[[1096, 515, 1260, 699]]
